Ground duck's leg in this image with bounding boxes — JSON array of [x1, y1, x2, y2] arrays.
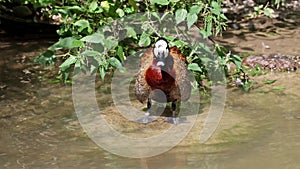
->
[[135, 98, 157, 124], [165, 102, 179, 124]]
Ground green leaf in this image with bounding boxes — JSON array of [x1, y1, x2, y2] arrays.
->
[[81, 33, 104, 43], [74, 19, 89, 27], [263, 7, 275, 18], [189, 5, 201, 15], [207, 17, 212, 31], [61, 69, 71, 83], [200, 57, 213, 63], [163, 35, 176, 42], [169, 0, 179, 2], [49, 37, 77, 50], [74, 19, 92, 33], [139, 33, 151, 47], [188, 63, 201, 72], [123, 6, 135, 13], [200, 29, 210, 39], [99, 66, 106, 80], [220, 13, 228, 20], [108, 57, 122, 68], [116, 45, 125, 62], [171, 40, 187, 48], [116, 8, 125, 17], [151, 12, 161, 22], [231, 54, 242, 69], [187, 13, 198, 29], [263, 79, 277, 84], [94, 7, 104, 13], [81, 50, 101, 57], [65, 6, 84, 12], [161, 12, 171, 21], [243, 80, 252, 92], [73, 59, 81, 76], [129, 0, 138, 10], [150, 0, 169, 5], [34, 50, 56, 65], [125, 26, 137, 38], [272, 85, 285, 91], [59, 55, 77, 71], [175, 8, 187, 25], [211, 1, 221, 15], [90, 62, 98, 74], [100, 1, 110, 9], [72, 40, 85, 48], [103, 38, 118, 50], [89, 1, 98, 12]]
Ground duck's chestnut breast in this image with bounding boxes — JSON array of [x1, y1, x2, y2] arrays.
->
[[145, 61, 176, 91]]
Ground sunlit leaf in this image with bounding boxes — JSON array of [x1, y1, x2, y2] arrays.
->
[[125, 26, 137, 38], [139, 33, 151, 47], [189, 5, 202, 15], [169, 0, 180, 3], [187, 13, 198, 29], [108, 57, 122, 68], [206, 17, 212, 33], [49, 37, 77, 50], [171, 40, 187, 48], [89, 1, 98, 12], [59, 55, 77, 71], [211, 1, 221, 15], [74, 19, 92, 33], [116, 45, 125, 62], [99, 66, 106, 80], [151, 12, 161, 23], [81, 33, 104, 43], [100, 1, 110, 9], [264, 7, 276, 18], [72, 40, 85, 48], [103, 38, 118, 50], [116, 8, 125, 17], [188, 63, 201, 72], [90, 64, 98, 74], [175, 8, 187, 24], [65, 6, 84, 12]]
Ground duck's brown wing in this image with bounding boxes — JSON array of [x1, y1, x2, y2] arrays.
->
[[134, 47, 154, 103], [169, 47, 191, 101]]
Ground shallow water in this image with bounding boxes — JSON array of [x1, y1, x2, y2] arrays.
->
[[1, 24, 300, 169], [1, 68, 299, 169]]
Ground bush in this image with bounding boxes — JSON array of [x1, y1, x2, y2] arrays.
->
[[7, 0, 282, 90]]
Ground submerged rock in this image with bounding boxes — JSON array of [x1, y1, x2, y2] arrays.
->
[[243, 54, 300, 71]]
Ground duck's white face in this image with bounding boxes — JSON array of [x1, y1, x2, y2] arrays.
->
[[153, 39, 169, 67]]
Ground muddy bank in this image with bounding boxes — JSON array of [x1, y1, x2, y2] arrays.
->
[[215, 10, 300, 56]]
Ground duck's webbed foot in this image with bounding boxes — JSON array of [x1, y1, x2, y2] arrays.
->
[[135, 112, 157, 124], [165, 116, 180, 125], [164, 102, 186, 125]]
